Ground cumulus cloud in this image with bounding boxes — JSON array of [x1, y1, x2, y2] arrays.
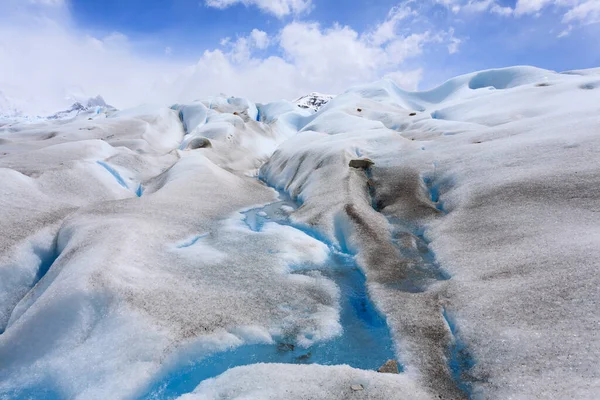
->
[[221, 29, 271, 63], [250, 29, 270, 49], [204, 0, 312, 18], [367, 5, 415, 46], [164, 20, 456, 104], [438, 0, 600, 31], [563, 0, 600, 24], [0, 1, 462, 115], [3, 0, 596, 116], [435, 0, 512, 15], [513, 0, 600, 26], [514, 0, 553, 15], [0, 20, 178, 115], [384, 69, 424, 91], [447, 28, 462, 54]]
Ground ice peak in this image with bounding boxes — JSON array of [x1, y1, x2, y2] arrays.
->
[[293, 92, 334, 112], [86, 95, 109, 108], [47, 95, 115, 120]]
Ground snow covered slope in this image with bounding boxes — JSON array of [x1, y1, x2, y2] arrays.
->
[[1, 66, 599, 400]]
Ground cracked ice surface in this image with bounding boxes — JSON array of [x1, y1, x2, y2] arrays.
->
[[1, 66, 600, 399]]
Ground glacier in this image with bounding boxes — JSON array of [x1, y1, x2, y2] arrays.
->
[[0, 66, 599, 399]]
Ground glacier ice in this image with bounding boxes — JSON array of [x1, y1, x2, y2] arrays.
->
[[1, 66, 600, 399]]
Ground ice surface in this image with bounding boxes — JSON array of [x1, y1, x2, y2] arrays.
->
[[177, 363, 430, 400], [260, 66, 600, 398], [1, 66, 599, 399]]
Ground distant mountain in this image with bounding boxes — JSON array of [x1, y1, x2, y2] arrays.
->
[[0, 91, 22, 118], [47, 95, 115, 120], [293, 92, 334, 112]]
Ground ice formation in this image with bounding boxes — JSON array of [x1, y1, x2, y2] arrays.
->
[[1, 66, 599, 399], [293, 92, 334, 112]]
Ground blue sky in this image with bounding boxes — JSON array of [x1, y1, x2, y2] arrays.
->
[[68, 0, 600, 81], [1, 0, 599, 113]]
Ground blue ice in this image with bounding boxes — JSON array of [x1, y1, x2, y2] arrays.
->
[[443, 308, 476, 397], [136, 184, 144, 197], [176, 234, 209, 249], [141, 251, 399, 400], [96, 161, 128, 189], [141, 192, 400, 399]]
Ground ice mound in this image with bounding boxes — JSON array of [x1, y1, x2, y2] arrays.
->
[[178, 363, 430, 400], [465, 66, 552, 90]]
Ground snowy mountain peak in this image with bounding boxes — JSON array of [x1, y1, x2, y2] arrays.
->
[[293, 92, 334, 112], [85, 95, 109, 108], [47, 95, 114, 120]]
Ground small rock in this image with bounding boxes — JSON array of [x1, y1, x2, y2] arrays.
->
[[350, 384, 364, 391], [296, 352, 311, 361], [277, 343, 295, 352], [409, 112, 417, 116], [377, 359, 399, 374], [349, 158, 374, 169], [357, 108, 362, 112], [187, 137, 212, 150]]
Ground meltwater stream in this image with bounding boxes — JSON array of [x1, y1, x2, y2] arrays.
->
[[141, 188, 399, 399]]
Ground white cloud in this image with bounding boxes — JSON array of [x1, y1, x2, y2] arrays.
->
[[437, 0, 599, 31], [447, 28, 462, 54], [435, 0, 461, 11], [367, 5, 415, 46], [514, 0, 553, 15], [557, 25, 573, 36], [250, 29, 270, 49], [463, 0, 497, 13], [437, 0, 514, 15], [384, 69, 424, 91], [385, 32, 442, 64], [280, 22, 383, 80], [0, 2, 461, 114], [563, 0, 600, 24], [161, 20, 433, 104], [513, 0, 600, 28], [0, 23, 179, 115], [220, 29, 270, 63], [28, 0, 64, 5], [490, 4, 514, 15], [204, 0, 312, 18]]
